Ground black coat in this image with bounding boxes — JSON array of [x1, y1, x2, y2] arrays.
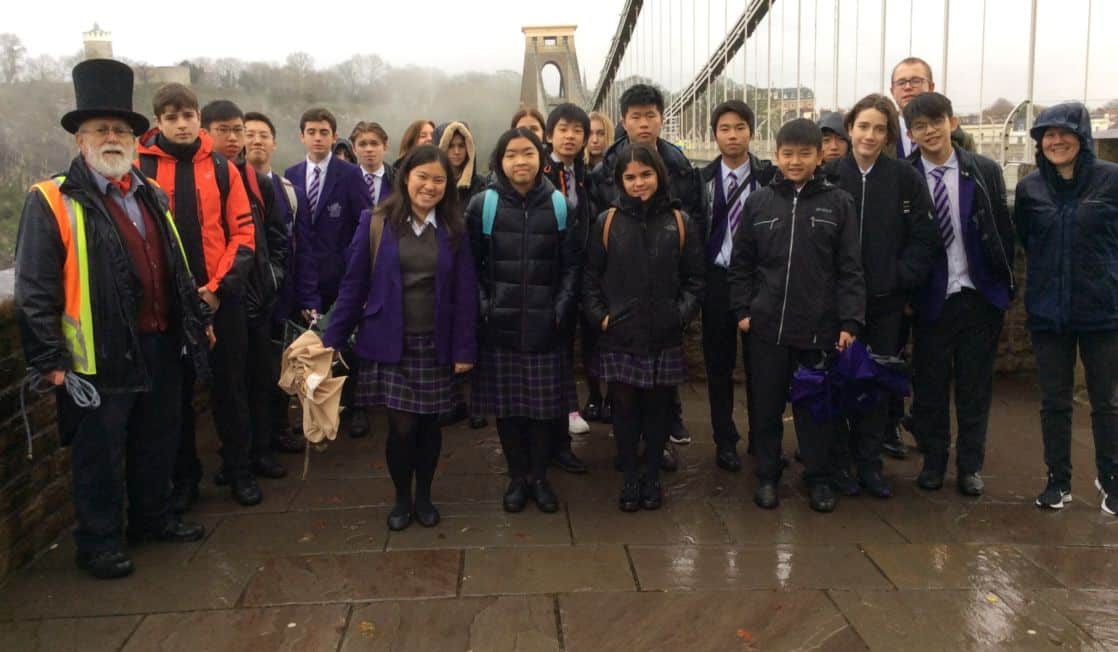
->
[[822, 153, 942, 313], [728, 171, 866, 349], [582, 191, 706, 355], [15, 156, 211, 393], [466, 176, 580, 352], [238, 163, 289, 321], [588, 136, 708, 242], [543, 153, 593, 254]]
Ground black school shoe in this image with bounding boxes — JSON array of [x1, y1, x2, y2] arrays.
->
[[75, 550, 133, 580], [619, 481, 641, 512], [531, 479, 560, 513], [582, 401, 602, 422], [387, 501, 412, 531], [231, 473, 263, 506], [413, 499, 441, 527], [809, 483, 838, 513], [660, 444, 679, 472], [348, 409, 370, 438], [503, 478, 529, 513], [127, 519, 205, 544], [754, 482, 779, 509], [640, 478, 663, 510]]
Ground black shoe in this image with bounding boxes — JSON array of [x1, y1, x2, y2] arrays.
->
[[273, 432, 306, 454], [387, 501, 412, 531], [128, 519, 206, 543], [468, 415, 488, 429], [916, 467, 944, 491], [414, 499, 440, 527], [640, 478, 663, 510], [348, 409, 370, 438], [531, 479, 560, 513], [252, 454, 287, 479], [582, 401, 602, 422], [619, 481, 641, 512], [600, 400, 613, 425], [170, 483, 198, 514], [882, 426, 908, 459], [553, 449, 588, 474], [715, 447, 742, 472], [957, 472, 984, 496], [1035, 476, 1072, 510], [659, 445, 679, 473], [503, 478, 529, 513], [75, 550, 133, 580], [858, 470, 893, 498], [810, 483, 838, 513], [214, 469, 231, 486], [437, 403, 468, 428], [754, 482, 779, 509], [231, 474, 263, 506], [829, 469, 862, 496]]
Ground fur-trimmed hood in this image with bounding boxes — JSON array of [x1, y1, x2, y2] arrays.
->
[[435, 121, 478, 191]]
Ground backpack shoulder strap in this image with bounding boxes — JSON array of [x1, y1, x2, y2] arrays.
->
[[673, 209, 685, 252], [550, 190, 567, 230], [481, 189, 499, 236], [211, 153, 230, 213], [139, 153, 158, 180], [602, 207, 617, 251], [369, 211, 386, 271], [279, 177, 297, 215]]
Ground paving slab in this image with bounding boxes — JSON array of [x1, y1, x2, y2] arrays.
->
[[123, 604, 349, 651], [460, 545, 635, 595]]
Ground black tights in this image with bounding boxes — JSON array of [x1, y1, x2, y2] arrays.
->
[[496, 417, 555, 481], [385, 409, 442, 509], [610, 383, 674, 484]]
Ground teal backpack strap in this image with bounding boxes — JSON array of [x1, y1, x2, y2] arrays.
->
[[551, 190, 567, 230], [481, 189, 499, 236]]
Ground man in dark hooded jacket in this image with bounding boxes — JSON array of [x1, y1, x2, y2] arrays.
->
[[1016, 102, 1118, 516]]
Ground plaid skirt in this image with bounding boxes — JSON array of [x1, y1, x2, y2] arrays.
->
[[595, 346, 687, 389], [471, 346, 578, 419], [356, 334, 454, 414]]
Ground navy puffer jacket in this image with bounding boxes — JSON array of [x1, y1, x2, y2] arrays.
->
[[1015, 102, 1118, 332]]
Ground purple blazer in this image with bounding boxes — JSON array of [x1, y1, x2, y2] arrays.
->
[[322, 209, 478, 365]]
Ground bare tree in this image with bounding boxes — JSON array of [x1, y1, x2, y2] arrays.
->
[[0, 33, 26, 83]]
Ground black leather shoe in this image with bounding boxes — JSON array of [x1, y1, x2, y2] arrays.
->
[[858, 470, 893, 498], [554, 449, 588, 474], [659, 445, 679, 472], [715, 447, 743, 472], [348, 409, 370, 438], [582, 401, 602, 422], [129, 519, 206, 543], [76, 550, 133, 580], [387, 502, 412, 531], [600, 400, 613, 425], [503, 478, 529, 513], [809, 483, 838, 513], [469, 416, 488, 429], [619, 481, 641, 512], [882, 426, 908, 459], [170, 483, 198, 514], [437, 403, 468, 427], [531, 479, 560, 513], [231, 474, 263, 506], [640, 478, 663, 510], [830, 469, 862, 496], [414, 499, 440, 527], [957, 472, 985, 496], [273, 432, 306, 454], [916, 467, 945, 491], [754, 482, 779, 509], [252, 454, 287, 479]]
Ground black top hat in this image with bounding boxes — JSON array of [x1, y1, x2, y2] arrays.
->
[[61, 59, 150, 135]]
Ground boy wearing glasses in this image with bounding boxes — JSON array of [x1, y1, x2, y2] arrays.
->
[[903, 92, 1014, 496], [890, 57, 976, 158]]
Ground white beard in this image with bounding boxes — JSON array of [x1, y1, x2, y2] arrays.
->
[[83, 141, 136, 179]]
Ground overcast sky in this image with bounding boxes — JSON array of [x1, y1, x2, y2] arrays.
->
[[9, 0, 1117, 114]]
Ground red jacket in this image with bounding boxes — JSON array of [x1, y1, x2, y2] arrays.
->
[[136, 129, 255, 295]]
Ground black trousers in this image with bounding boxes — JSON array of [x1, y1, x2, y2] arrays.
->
[[702, 265, 753, 450], [246, 315, 275, 461], [1032, 330, 1118, 484], [749, 334, 833, 486], [911, 290, 1004, 474], [69, 333, 181, 554], [835, 308, 905, 474], [174, 296, 253, 486], [611, 383, 674, 484], [270, 321, 294, 438]]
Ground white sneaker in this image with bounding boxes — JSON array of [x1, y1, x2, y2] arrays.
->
[[1097, 478, 1118, 516], [568, 411, 590, 435]]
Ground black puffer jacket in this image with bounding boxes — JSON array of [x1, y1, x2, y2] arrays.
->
[[588, 136, 708, 242], [728, 170, 866, 349], [583, 190, 706, 355], [822, 153, 941, 312], [15, 156, 211, 393], [238, 162, 289, 321], [467, 176, 579, 352]]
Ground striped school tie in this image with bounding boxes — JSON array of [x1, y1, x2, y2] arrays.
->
[[308, 165, 321, 214], [929, 166, 955, 248], [366, 173, 377, 209], [726, 171, 743, 235]]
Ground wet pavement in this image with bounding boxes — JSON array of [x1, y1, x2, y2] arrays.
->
[[2, 376, 1117, 651]]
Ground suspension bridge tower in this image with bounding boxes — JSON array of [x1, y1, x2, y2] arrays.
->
[[520, 25, 588, 111]]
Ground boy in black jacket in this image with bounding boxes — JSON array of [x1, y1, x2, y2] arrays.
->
[[729, 119, 866, 513]]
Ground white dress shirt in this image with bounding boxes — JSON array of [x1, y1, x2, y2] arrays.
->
[[305, 152, 333, 190], [898, 115, 915, 158], [715, 159, 753, 268], [408, 209, 438, 237], [364, 164, 385, 201], [922, 151, 974, 296]]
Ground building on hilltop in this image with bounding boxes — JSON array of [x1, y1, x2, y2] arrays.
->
[[81, 23, 190, 86]]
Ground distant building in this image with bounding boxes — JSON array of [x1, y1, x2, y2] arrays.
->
[[81, 23, 189, 86], [82, 24, 113, 60]]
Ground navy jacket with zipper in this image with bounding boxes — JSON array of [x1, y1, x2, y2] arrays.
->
[[728, 169, 866, 349]]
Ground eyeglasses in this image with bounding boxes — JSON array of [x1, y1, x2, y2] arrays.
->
[[909, 117, 948, 136], [892, 77, 928, 89], [79, 126, 135, 139], [211, 126, 245, 136]]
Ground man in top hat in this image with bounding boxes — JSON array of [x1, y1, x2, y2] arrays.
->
[[15, 59, 213, 579]]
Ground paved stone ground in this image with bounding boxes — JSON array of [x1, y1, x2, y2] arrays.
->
[[2, 376, 1117, 651]]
